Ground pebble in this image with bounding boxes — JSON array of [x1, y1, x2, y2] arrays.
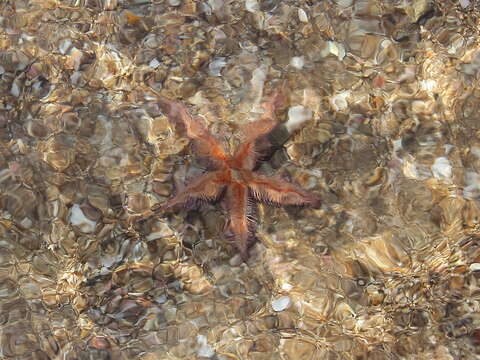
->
[[69, 204, 97, 233], [272, 295, 292, 312]]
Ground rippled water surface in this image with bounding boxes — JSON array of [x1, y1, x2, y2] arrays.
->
[[1, 0, 480, 359]]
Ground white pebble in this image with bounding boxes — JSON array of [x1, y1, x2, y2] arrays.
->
[[70, 204, 97, 233], [245, 0, 259, 12], [148, 58, 161, 69], [281, 282, 293, 291], [286, 105, 312, 133], [290, 56, 305, 70], [431, 157, 452, 182], [298, 8, 308, 23], [10, 81, 20, 97], [272, 295, 292, 312], [330, 91, 350, 111], [328, 41, 345, 60], [59, 39, 72, 55], [469, 263, 480, 271], [208, 57, 227, 77], [420, 79, 436, 92], [197, 335, 215, 358]]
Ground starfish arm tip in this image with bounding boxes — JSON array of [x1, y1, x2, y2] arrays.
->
[[309, 195, 322, 209]]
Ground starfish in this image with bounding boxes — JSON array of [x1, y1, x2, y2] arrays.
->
[[156, 91, 320, 259]]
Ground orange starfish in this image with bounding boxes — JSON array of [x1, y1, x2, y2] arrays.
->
[[157, 91, 320, 259]]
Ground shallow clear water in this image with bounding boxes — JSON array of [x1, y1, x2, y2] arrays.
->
[[1, 0, 480, 359]]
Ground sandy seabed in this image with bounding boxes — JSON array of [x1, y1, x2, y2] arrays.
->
[[1, 0, 480, 359]]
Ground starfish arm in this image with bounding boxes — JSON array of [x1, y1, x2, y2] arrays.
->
[[231, 90, 287, 170], [230, 118, 277, 170], [224, 183, 256, 260], [260, 88, 287, 123], [163, 170, 229, 210], [248, 174, 321, 207], [157, 96, 228, 166]]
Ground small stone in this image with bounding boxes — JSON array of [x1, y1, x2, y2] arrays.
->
[[10, 81, 20, 97], [328, 41, 345, 60], [69, 204, 97, 233], [330, 91, 350, 111], [290, 56, 305, 70], [286, 105, 313, 133], [208, 57, 227, 77], [59, 39, 72, 55], [197, 335, 215, 358], [245, 0, 259, 12], [470, 263, 480, 272], [431, 157, 452, 183], [149, 58, 161, 69], [272, 295, 292, 312], [298, 8, 308, 23]]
